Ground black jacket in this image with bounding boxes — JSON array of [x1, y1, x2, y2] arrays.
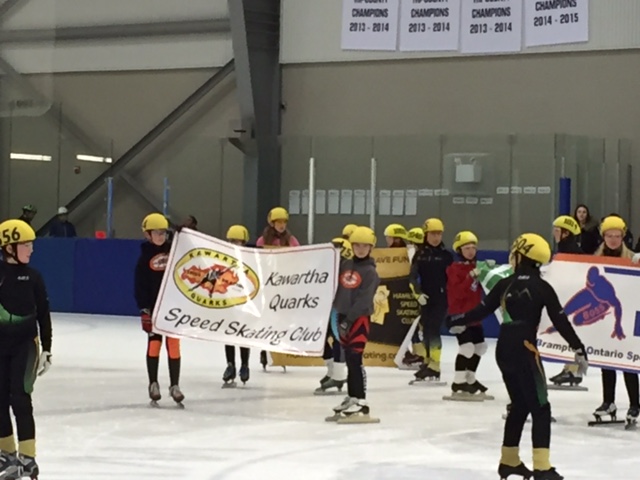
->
[[134, 241, 171, 312], [409, 243, 453, 303], [0, 261, 52, 352], [449, 264, 583, 366], [557, 236, 583, 254]]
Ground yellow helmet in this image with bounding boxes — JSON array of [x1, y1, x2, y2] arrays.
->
[[226, 225, 249, 242], [0, 219, 36, 247], [600, 215, 626, 234], [142, 213, 169, 231], [268, 207, 289, 223], [384, 223, 408, 240], [407, 227, 425, 244], [453, 231, 478, 251], [332, 237, 354, 259], [552, 215, 581, 236], [349, 226, 376, 246], [424, 218, 444, 233], [342, 224, 358, 238], [511, 233, 551, 265]]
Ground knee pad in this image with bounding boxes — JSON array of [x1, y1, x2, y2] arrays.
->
[[147, 338, 162, 358], [474, 342, 488, 357], [166, 337, 181, 359], [458, 342, 475, 359]]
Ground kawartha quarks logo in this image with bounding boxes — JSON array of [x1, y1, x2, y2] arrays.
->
[[173, 248, 260, 309]]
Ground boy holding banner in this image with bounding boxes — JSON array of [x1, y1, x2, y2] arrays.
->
[[326, 227, 380, 424], [134, 213, 185, 407], [447, 233, 587, 480]]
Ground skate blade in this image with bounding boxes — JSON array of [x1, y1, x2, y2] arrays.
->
[[625, 421, 637, 431], [337, 414, 380, 424], [222, 381, 237, 389], [478, 393, 495, 401], [325, 413, 341, 422], [174, 402, 185, 409], [314, 389, 343, 396], [409, 379, 447, 386], [547, 384, 588, 392], [398, 364, 421, 371], [588, 419, 625, 426], [149, 400, 160, 408], [442, 393, 484, 402]]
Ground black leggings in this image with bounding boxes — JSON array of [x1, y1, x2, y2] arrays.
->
[[501, 347, 551, 449], [601, 369, 640, 407], [225, 345, 250, 366], [0, 338, 38, 452]]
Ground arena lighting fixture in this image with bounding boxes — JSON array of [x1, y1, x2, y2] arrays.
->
[[76, 154, 113, 163], [10, 153, 52, 161]]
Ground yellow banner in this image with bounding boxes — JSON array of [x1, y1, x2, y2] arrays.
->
[[271, 247, 418, 367]]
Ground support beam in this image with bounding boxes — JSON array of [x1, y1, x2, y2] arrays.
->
[[120, 172, 180, 221], [228, 0, 281, 237], [0, 18, 230, 44], [36, 59, 235, 236], [0, 0, 27, 20]]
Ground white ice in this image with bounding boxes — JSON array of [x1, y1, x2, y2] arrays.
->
[[33, 314, 638, 480]]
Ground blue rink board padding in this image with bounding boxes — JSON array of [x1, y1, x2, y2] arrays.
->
[[29, 239, 509, 337]]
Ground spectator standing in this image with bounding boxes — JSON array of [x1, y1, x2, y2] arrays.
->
[[573, 204, 599, 254], [49, 207, 77, 238], [18, 205, 37, 225]]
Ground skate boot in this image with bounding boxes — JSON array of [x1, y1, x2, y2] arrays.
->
[[410, 363, 445, 385], [314, 377, 345, 395], [222, 363, 237, 388], [625, 406, 639, 430], [148, 381, 161, 407], [169, 385, 185, 408], [319, 375, 330, 385], [532, 467, 563, 480], [337, 399, 380, 424], [0, 451, 20, 480], [548, 364, 584, 390], [498, 462, 532, 479], [325, 396, 357, 422], [592, 402, 617, 423], [17, 454, 39, 480], [469, 380, 495, 400], [239, 365, 250, 385], [443, 382, 483, 402], [402, 351, 423, 369], [260, 350, 268, 371]]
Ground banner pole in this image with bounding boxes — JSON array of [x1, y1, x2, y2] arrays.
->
[[370, 157, 377, 231], [308, 156, 316, 244]]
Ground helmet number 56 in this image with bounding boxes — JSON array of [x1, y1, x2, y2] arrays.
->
[[1, 227, 21, 244]]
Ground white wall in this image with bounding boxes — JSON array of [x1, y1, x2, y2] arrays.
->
[[1, 0, 231, 72], [281, 0, 640, 63]]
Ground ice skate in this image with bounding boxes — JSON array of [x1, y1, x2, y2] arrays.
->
[[260, 350, 268, 371], [400, 351, 423, 370], [532, 467, 563, 480], [548, 365, 587, 391], [469, 380, 495, 400], [625, 406, 638, 431], [148, 381, 161, 407], [443, 382, 484, 402], [337, 399, 380, 424], [498, 462, 532, 479], [222, 363, 237, 388], [0, 451, 21, 480], [589, 402, 623, 426], [319, 375, 330, 385], [314, 378, 345, 396], [17, 454, 39, 480], [239, 365, 250, 385], [409, 364, 447, 386], [325, 396, 357, 422], [169, 385, 185, 408]]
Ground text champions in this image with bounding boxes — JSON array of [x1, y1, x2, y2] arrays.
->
[[164, 308, 323, 346]]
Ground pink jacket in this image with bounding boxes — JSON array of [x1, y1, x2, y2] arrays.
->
[[256, 235, 300, 247]]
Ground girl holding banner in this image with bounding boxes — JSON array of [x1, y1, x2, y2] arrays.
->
[[592, 216, 639, 427], [256, 207, 300, 371]]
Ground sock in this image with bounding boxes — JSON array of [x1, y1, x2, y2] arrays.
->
[[454, 371, 467, 383], [0, 435, 16, 453], [168, 358, 181, 386], [413, 343, 427, 359], [532, 448, 551, 471], [147, 356, 159, 384], [500, 446, 521, 467], [18, 439, 35, 458], [324, 359, 334, 377], [466, 370, 477, 383], [332, 362, 347, 381]]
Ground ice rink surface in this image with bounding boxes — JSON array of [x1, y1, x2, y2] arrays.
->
[[33, 314, 638, 480]]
